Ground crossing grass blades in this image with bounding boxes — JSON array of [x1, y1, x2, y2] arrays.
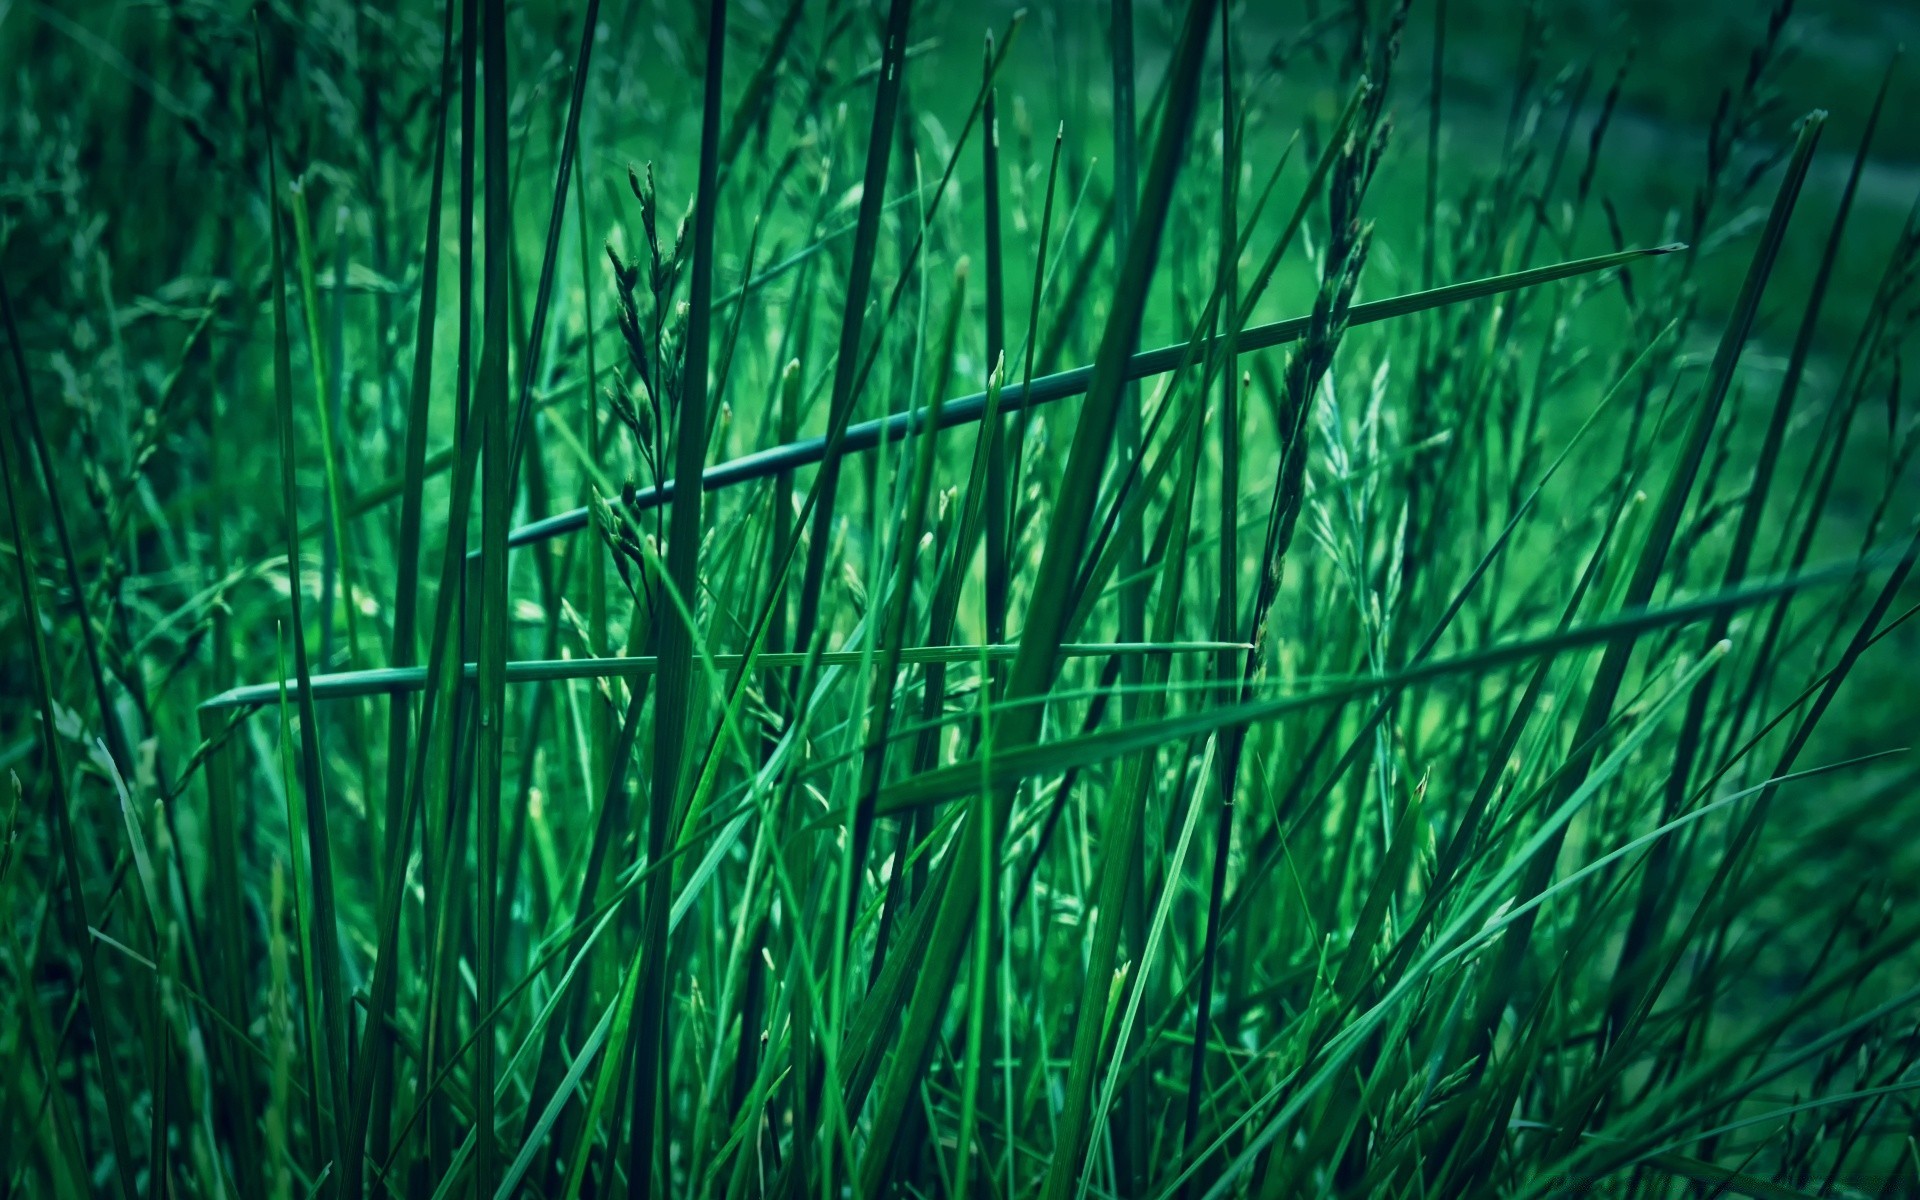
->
[[2, 0, 1920, 1196]]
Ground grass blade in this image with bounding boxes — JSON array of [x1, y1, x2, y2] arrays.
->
[[472, 0, 513, 1187], [254, 18, 354, 1180], [346, 0, 458, 1184], [500, 243, 1681, 550], [0, 279, 141, 1200], [628, 0, 728, 1189], [858, 0, 1223, 1190]]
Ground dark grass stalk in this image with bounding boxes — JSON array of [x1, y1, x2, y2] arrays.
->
[[781, 14, 1032, 612], [787, 0, 915, 682], [411, 154, 483, 1200], [504, 0, 602, 486], [1555, 529, 1920, 1184], [1068, 62, 1385, 1172], [1182, 4, 1241, 1184], [0, 297, 140, 1200], [136, 740, 169, 1181], [4, 912, 93, 1196], [751, 164, 834, 769], [254, 17, 353, 1181], [456, 668, 650, 1194], [1109, 0, 1140, 506], [471, 0, 513, 1186], [580, 104, 609, 954], [1004, 124, 1067, 609], [854, 0, 1222, 1191], [754, 15, 1026, 769], [573, 37, 1033, 1168], [418, 0, 481, 1175], [1102, 223, 1378, 1195], [350, 0, 456, 1183], [874, 67, 923, 535], [454, 0, 479, 486], [1604, 57, 1895, 1060], [5, 255, 202, 1125], [760, 355, 805, 736], [1037, 193, 1116, 377], [1720, 196, 1920, 769], [0, 281, 143, 796], [497, 384, 556, 976], [1025, 118, 1340, 634], [952, 640, 999, 1199], [1423, 0, 1446, 295], [288, 185, 362, 668], [802, 340, 951, 1193], [501, 242, 1676, 551], [1072, 303, 1216, 1200], [1107, 0, 1151, 1174], [327, 205, 353, 661], [859, 263, 966, 976], [628, 0, 727, 1189], [867, 327, 1005, 983], [485, 0, 613, 1137], [983, 33, 1010, 650], [1459, 112, 1825, 1173], [359, 8, 397, 486], [198, 695, 259, 1188], [196, 642, 1232, 713], [716, 0, 804, 183], [508, 107, 613, 1194], [865, 549, 1891, 820]]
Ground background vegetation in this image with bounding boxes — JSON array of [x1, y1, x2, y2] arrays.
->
[[2, 0, 1917, 1196]]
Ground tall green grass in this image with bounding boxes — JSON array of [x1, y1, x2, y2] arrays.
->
[[3, 0, 1918, 1197]]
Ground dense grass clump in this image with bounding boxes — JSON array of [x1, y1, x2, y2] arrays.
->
[[4, 0, 1920, 1196]]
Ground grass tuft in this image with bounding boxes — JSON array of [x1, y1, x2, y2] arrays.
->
[[2, 2, 1917, 1197]]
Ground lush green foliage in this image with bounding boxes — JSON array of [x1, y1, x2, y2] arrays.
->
[[2, 0, 1918, 1196]]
